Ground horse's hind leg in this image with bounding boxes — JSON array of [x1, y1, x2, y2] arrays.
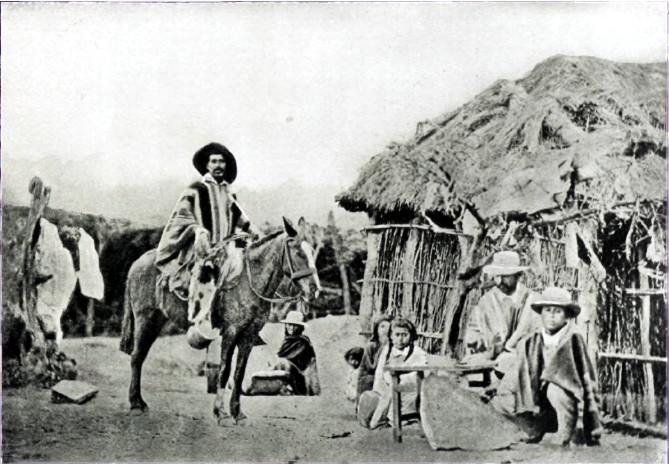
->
[[213, 327, 238, 425], [129, 309, 167, 412], [229, 334, 254, 423]]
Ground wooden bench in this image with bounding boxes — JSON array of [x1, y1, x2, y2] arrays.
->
[[385, 360, 496, 443]]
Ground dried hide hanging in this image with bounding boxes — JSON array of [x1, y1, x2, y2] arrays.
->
[[77, 228, 105, 300]]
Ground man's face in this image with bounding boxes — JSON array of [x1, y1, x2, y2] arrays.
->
[[206, 154, 227, 182], [541, 305, 568, 334], [497, 273, 521, 295]]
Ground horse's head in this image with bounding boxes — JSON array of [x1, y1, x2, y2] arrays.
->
[[187, 258, 220, 324], [282, 216, 322, 303]]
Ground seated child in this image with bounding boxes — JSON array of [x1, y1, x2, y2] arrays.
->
[[357, 315, 392, 402], [344, 347, 364, 403], [358, 317, 427, 429], [491, 287, 602, 447]]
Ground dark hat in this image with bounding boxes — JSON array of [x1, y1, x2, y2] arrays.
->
[[531, 287, 581, 317], [192, 142, 238, 184]]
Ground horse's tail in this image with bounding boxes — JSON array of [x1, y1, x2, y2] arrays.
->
[[119, 278, 135, 355]]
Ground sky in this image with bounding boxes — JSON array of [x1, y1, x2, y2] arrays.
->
[[1, 2, 666, 203]]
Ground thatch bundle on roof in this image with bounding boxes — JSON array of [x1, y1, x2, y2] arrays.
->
[[337, 55, 666, 427], [337, 55, 665, 223]]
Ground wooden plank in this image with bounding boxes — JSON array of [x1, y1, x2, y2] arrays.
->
[[362, 224, 470, 237], [417, 332, 443, 339], [364, 277, 454, 290], [624, 288, 666, 296], [598, 352, 666, 363], [639, 272, 657, 424]]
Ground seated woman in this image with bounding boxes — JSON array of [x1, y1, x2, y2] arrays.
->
[[356, 315, 392, 403], [274, 311, 321, 396], [358, 317, 427, 429]]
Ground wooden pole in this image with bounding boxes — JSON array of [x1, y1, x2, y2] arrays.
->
[[339, 264, 352, 315], [85, 299, 95, 337], [638, 270, 657, 424], [359, 219, 380, 333], [20, 176, 51, 361]]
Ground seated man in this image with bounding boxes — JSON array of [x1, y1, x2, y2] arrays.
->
[[464, 250, 541, 378], [491, 287, 602, 447]]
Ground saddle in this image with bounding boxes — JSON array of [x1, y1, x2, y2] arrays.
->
[[156, 239, 245, 305]]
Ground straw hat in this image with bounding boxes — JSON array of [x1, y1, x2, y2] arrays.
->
[[192, 142, 238, 184], [482, 251, 529, 276], [531, 287, 581, 317], [280, 310, 307, 327]]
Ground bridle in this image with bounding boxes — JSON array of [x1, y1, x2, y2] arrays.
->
[[283, 237, 318, 281], [245, 236, 317, 304]]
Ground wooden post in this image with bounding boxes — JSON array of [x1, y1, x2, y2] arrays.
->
[[339, 264, 352, 315], [20, 176, 51, 361], [359, 224, 380, 333], [402, 229, 418, 321], [85, 299, 95, 337], [639, 270, 657, 424]]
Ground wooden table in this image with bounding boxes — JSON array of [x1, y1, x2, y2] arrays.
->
[[385, 361, 496, 443]]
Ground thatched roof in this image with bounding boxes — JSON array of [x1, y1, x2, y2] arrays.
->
[[337, 55, 666, 221]]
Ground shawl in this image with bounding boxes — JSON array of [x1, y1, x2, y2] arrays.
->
[[277, 334, 316, 371], [467, 284, 542, 358], [513, 324, 603, 440], [155, 179, 249, 278]]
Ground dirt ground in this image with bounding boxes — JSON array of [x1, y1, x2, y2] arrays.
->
[[3, 315, 666, 463]]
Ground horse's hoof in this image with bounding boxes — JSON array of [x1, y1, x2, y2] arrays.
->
[[130, 407, 147, 416], [217, 416, 235, 427], [234, 412, 248, 425]]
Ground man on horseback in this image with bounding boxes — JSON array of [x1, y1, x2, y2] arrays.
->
[[155, 142, 261, 309]]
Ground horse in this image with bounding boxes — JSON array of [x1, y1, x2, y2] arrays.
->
[[119, 217, 321, 425]]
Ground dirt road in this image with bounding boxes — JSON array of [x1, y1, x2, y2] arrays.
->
[[3, 316, 666, 462]]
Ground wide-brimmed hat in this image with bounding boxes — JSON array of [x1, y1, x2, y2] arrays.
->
[[482, 251, 529, 276], [280, 310, 307, 327], [531, 287, 581, 317], [192, 142, 238, 184]]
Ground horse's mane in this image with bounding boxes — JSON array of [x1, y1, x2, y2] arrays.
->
[[248, 230, 284, 250]]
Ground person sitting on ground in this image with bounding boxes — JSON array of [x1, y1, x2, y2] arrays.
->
[[274, 311, 320, 396], [358, 317, 427, 429], [464, 250, 541, 380], [344, 347, 364, 403], [491, 287, 602, 447], [356, 315, 392, 404]]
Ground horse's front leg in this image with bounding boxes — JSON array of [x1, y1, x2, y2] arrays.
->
[[229, 334, 254, 424], [129, 310, 166, 413], [213, 328, 237, 425]]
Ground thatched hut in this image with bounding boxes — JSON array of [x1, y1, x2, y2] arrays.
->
[[336, 55, 666, 426]]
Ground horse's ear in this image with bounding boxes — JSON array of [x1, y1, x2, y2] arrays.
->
[[283, 217, 298, 237], [297, 217, 308, 238]]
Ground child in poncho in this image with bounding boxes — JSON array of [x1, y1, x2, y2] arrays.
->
[[491, 287, 602, 447]]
